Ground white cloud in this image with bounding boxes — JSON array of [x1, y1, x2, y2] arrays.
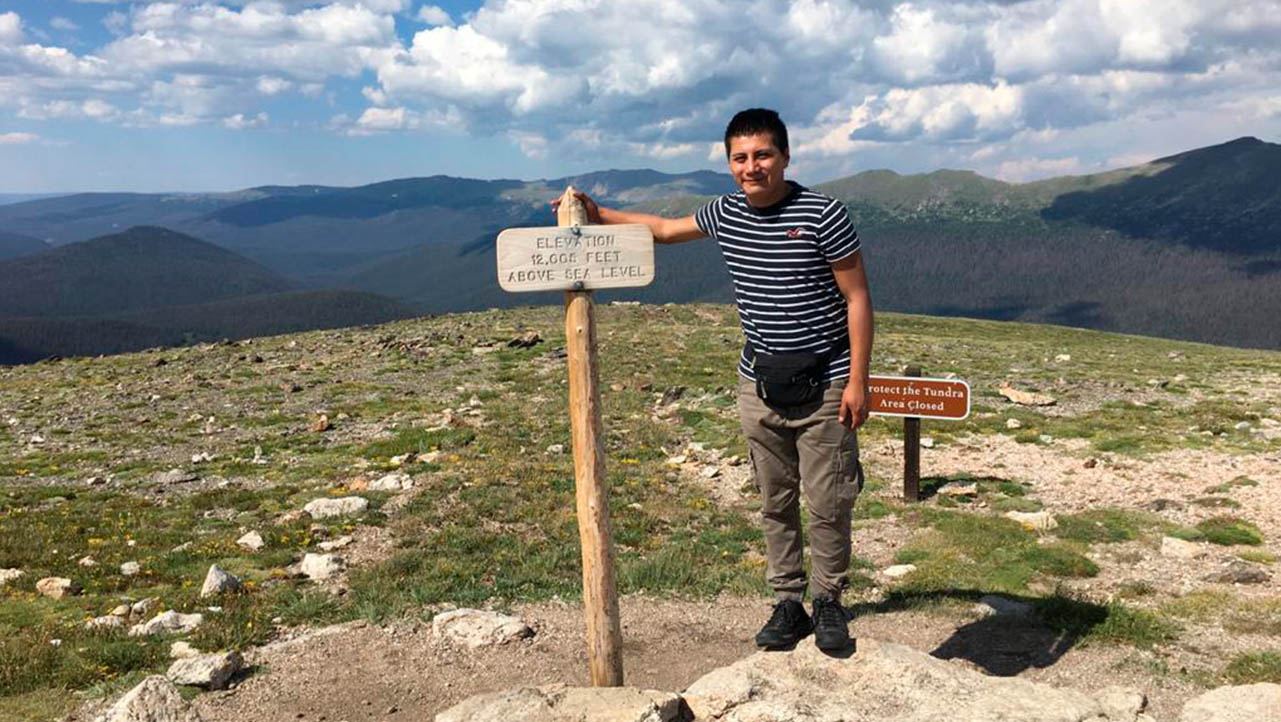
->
[[0, 11, 23, 45], [356, 105, 412, 131], [256, 76, 292, 95], [103, 11, 128, 35], [223, 111, 268, 129], [416, 4, 453, 27], [51, 17, 81, 32], [0, 132, 38, 144]]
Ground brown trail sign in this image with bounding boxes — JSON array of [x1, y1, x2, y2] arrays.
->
[[496, 186, 653, 687], [867, 370, 971, 501]]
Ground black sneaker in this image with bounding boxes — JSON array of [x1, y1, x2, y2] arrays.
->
[[812, 597, 851, 652], [754, 599, 813, 649]]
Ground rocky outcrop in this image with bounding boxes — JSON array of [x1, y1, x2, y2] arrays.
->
[[436, 685, 686, 722], [303, 496, 368, 519], [92, 675, 203, 722], [682, 639, 1150, 721], [1180, 683, 1281, 722]]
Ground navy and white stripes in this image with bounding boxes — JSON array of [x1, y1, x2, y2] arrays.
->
[[695, 182, 861, 382]]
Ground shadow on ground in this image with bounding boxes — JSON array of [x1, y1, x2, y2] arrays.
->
[[850, 590, 1111, 677]]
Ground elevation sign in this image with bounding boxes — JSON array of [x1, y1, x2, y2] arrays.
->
[[497, 224, 655, 292]]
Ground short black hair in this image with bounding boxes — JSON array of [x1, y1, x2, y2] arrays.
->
[[724, 108, 789, 157]]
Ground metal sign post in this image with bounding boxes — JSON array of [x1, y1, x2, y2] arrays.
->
[[496, 186, 655, 687]]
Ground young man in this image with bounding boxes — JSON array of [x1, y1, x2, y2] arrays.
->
[[565, 108, 872, 652]]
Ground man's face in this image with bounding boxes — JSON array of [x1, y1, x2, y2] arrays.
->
[[727, 132, 789, 206]]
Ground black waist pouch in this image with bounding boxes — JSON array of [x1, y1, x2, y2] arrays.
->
[[752, 351, 826, 407]]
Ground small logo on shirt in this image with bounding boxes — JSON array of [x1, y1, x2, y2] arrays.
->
[[787, 227, 803, 239]]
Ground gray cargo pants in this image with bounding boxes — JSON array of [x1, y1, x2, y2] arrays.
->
[[739, 377, 862, 602]]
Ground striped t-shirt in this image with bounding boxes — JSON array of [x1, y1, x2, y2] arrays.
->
[[695, 181, 861, 382]]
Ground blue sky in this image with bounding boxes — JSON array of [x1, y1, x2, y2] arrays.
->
[[1, 0, 1279, 192]]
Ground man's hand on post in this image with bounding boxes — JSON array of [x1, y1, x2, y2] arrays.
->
[[549, 191, 603, 224], [838, 380, 870, 429]]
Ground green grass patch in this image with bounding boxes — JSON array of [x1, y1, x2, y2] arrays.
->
[[1196, 517, 1264, 546], [1054, 508, 1161, 544], [1237, 549, 1277, 565], [1204, 476, 1259, 494], [360, 426, 476, 460], [1223, 651, 1281, 685], [1037, 594, 1179, 649]]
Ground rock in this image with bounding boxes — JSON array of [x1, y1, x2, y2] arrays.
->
[[153, 469, 198, 485], [36, 576, 81, 599], [129, 610, 204, 637], [171, 541, 194, 553], [166, 651, 244, 690], [937, 481, 978, 497], [1180, 683, 1281, 722], [170, 641, 202, 659], [190, 452, 214, 464], [79, 555, 98, 567], [1233, 421, 1252, 431], [1004, 511, 1058, 532], [999, 385, 1057, 406], [1006, 418, 1022, 429], [683, 638, 1151, 722], [369, 472, 414, 491], [1084, 458, 1098, 469], [310, 414, 332, 432], [1097, 687, 1148, 721], [112, 604, 131, 617], [199, 565, 241, 598], [86, 615, 127, 631], [436, 685, 684, 722], [1160, 536, 1204, 560], [882, 564, 917, 579], [1204, 561, 1271, 585], [665, 455, 688, 466], [1262, 418, 1280, 429], [0, 568, 23, 587], [1039, 434, 1054, 443], [433, 609, 535, 649], [236, 531, 265, 552], [1148, 378, 1169, 389], [507, 331, 542, 349], [921, 437, 935, 448], [975, 594, 1034, 618], [1054, 354, 1071, 362], [299, 553, 346, 582], [303, 496, 368, 519], [318, 535, 354, 551], [92, 675, 202, 722], [130, 598, 159, 622], [701, 466, 722, 479], [121, 561, 141, 576], [389, 452, 417, 466], [545, 444, 565, 455]]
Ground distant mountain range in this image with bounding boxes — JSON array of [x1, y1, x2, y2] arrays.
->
[[0, 227, 416, 364], [0, 137, 1277, 362]]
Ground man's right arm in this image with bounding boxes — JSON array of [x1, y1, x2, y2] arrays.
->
[[568, 192, 706, 244]]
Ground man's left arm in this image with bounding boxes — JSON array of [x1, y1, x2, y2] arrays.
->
[[832, 251, 873, 428]]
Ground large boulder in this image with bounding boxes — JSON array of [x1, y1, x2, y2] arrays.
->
[[1180, 683, 1281, 722], [682, 638, 1151, 722], [299, 553, 346, 582], [92, 675, 203, 722], [166, 651, 244, 690], [436, 685, 685, 722], [198, 564, 241, 598], [303, 496, 368, 519], [36, 576, 81, 599], [432, 609, 535, 649]]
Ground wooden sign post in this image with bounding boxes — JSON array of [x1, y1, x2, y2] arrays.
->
[[496, 187, 655, 687], [866, 370, 970, 502]]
